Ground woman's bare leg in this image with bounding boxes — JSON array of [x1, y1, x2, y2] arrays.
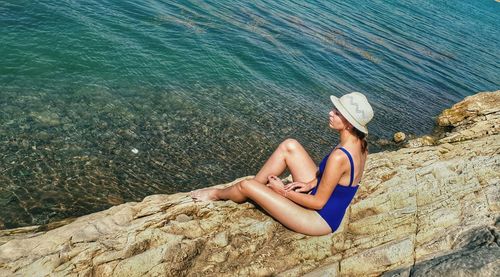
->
[[253, 138, 317, 184], [237, 179, 331, 235], [190, 177, 249, 203], [190, 179, 331, 235], [190, 177, 252, 203], [191, 139, 318, 203]]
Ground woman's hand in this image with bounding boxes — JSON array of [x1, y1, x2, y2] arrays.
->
[[284, 182, 312, 193]]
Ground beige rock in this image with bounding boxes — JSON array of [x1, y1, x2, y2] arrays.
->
[[0, 91, 499, 276], [393, 132, 406, 143], [437, 90, 500, 143], [302, 262, 339, 277], [405, 135, 435, 148], [437, 91, 500, 127], [342, 238, 415, 276], [211, 231, 229, 247]]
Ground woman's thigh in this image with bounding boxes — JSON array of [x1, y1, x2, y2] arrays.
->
[[239, 179, 331, 236], [282, 139, 318, 183]]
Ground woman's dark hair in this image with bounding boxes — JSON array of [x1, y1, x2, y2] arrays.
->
[[353, 128, 368, 153]]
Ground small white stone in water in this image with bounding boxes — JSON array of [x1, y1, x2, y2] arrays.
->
[[131, 148, 139, 154]]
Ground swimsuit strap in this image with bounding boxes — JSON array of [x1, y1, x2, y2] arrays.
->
[[338, 147, 355, 187]]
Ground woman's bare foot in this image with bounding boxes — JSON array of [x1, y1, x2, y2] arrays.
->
[[267, 175, 285, 191], [190, 188, 220, 202]]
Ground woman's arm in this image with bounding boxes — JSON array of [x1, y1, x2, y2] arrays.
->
[[284, 151, 348, 210]]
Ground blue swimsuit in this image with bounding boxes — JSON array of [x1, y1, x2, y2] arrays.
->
[[310, 147, 359, 232]]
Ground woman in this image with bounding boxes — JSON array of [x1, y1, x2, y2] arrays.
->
[[190, 92, 374, 236]]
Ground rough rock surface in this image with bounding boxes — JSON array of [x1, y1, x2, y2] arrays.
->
[[1, 91, 499, 276], [436, 91, 500, 144]]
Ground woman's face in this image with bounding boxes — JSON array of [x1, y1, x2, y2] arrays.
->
[[329, 108, 349, 131]]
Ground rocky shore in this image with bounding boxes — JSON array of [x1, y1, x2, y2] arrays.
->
[[1, 91, 499, 276]]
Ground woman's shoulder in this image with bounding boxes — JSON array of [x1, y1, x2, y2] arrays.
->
[[326, 148, 350, 168], [332, 146, 355, 159], [331, 146, 366, 166]]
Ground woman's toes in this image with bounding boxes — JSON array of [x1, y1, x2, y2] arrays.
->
[[267, 176, 283, 187], [189, 188, 219, 202], [190, 190, 203, 201]]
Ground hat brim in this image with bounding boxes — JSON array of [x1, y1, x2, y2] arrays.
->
[[330, 95, 369, 134]]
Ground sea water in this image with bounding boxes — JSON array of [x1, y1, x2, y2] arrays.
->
[[0, 0, 498, 228]]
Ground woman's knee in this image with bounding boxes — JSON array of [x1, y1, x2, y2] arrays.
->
[[238, 179, 254, 194], [280, 138, 301, 153], [238, 179, 263, 195]]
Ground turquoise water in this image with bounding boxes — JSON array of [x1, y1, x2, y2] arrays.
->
[[0, 0, 499, 228]]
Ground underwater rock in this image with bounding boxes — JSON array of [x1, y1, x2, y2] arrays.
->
[[107, 194, 124, 206], [29, 111, 62, 127]]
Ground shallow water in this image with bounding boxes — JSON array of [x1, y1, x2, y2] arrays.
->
[[0, 0, 499, 228]]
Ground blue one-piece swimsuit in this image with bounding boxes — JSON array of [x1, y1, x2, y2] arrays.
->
[[310, 147, 359, 232]]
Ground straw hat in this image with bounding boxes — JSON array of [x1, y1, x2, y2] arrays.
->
[[330, 92, 374, 134]]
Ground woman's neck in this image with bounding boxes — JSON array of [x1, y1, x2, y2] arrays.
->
[[338, 129, 360, 148]]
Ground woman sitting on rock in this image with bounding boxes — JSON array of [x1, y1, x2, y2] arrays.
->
[[191, 92, 374, 236]]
